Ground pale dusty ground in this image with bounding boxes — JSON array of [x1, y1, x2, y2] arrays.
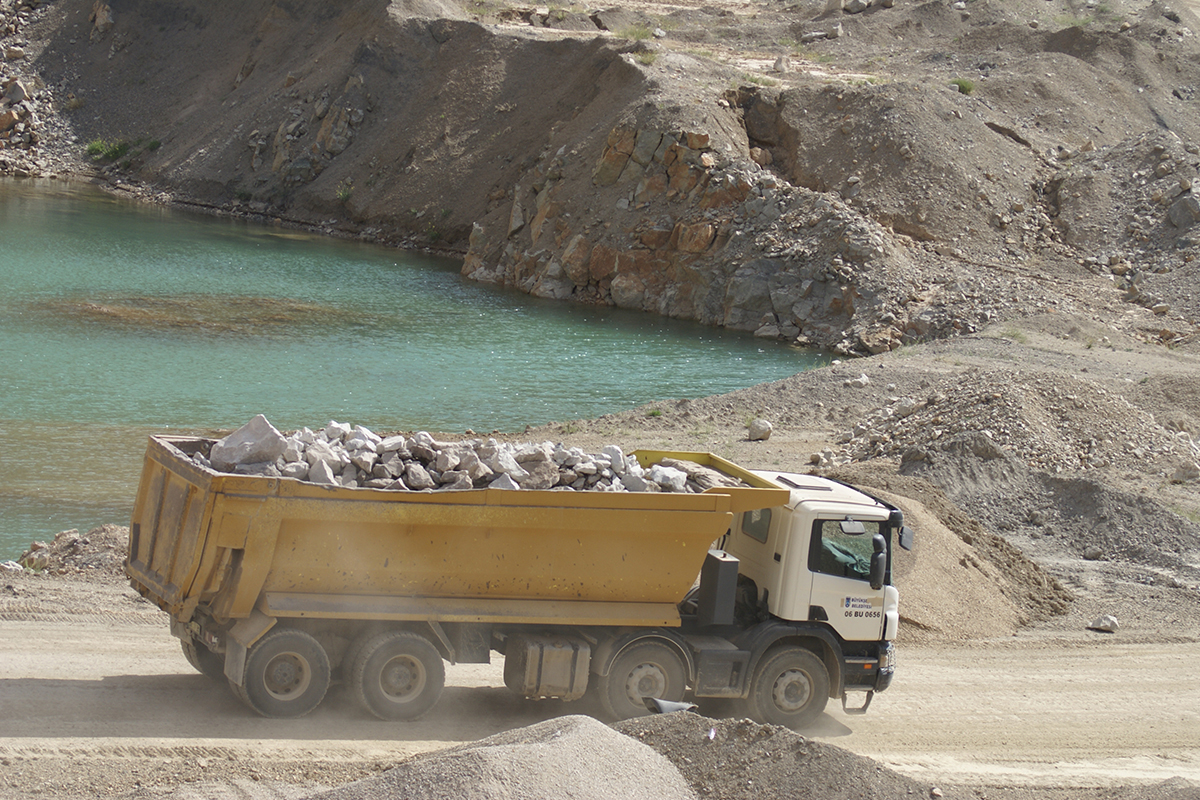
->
[[1, 572, 1198, 800]]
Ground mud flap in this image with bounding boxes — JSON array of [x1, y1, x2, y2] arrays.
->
[[224, 609, 277, 686], [841, 690, 874, 715]]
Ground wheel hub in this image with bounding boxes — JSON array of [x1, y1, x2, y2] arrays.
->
[[772, 668, 812, 712], [626, 663, 668, 701], [264, 652, 309, 699], [380, 655, 424, 701]]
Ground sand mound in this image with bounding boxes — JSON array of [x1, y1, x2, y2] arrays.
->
[[302, 715, 697, 800]]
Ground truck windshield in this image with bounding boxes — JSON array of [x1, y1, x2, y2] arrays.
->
[[809, 519, 882, 581]]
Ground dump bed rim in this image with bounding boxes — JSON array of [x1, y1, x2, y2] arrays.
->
[[148, 436, 789, 513]]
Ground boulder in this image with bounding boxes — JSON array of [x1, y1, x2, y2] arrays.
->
[[209, 414, 288, 471], [748, 419, 774, 441]]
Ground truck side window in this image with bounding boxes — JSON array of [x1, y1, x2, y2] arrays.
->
[[741, 508, 772, 543], [810, 519, 881, 580]]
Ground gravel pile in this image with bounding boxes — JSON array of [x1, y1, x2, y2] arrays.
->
[[301, 715, 698, 800], [618, 712, 968, 800], [5, 525, 128, 577], [832, 369, 1199, 479], [199, 415, 750, 494]]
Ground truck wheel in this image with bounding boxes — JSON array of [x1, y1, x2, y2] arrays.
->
[[181, 636, 225, 682], [239, 628, 331, 718], [351, 631, 445, 721], [747, 646, 829, 729], [599, 641, 687, 721]]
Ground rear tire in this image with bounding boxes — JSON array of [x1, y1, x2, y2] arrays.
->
[[351, 631, 445, 720], [237, 628, 330, 718], [746, 646, 829, 729], [181, 636, 225, 682], [597, 640, 687, 721]]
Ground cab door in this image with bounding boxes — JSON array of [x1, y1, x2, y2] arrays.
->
[[724, 506, 784, 604], [807, 518, 886, 641]]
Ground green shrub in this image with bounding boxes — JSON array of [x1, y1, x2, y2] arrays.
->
[[950, 77, 975, 94], [619, 23, 652, 40], [85, 139, 130, 161]]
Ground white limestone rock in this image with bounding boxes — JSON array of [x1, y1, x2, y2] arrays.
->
[[602, 445, 625, 473], [489, 473, 521, 490], [351, 450, 379, 472], [377, 435, 409, 454], [481, 442, 531, 481], [748, 418, 773, 441], [210, 415, 288, 472], [434, 449, 461, 472], [459, 449, 495, 483], [305, 439, 340, 468], [647, 464, 688, 492], [518, 458, 561, 489], [324, 420, 352, 441], [281, 461, 310, 480], [309, 459, 338, 485], [439, 470, 474, 490], [405, 462, 437, 490]]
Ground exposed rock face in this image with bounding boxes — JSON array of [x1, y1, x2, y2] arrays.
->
[[7, 0, 1200, 354]]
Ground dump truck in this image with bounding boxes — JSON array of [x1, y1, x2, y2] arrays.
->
[[127, 434, 913, 727]]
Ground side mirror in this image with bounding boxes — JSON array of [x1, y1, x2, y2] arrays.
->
[[898, 525, 915, 552], [869, 533, 887, 590]]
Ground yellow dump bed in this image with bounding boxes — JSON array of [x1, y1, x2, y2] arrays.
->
[[127, 436, 789, 629]]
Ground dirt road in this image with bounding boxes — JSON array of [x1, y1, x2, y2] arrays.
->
[[2, 596, 1198, 798]]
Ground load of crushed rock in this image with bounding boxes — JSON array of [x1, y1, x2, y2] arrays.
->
[[200, 414, 749, 493]]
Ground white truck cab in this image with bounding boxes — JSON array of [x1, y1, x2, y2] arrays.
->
[[705, 470, 913, 723]]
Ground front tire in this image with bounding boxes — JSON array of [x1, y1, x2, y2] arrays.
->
[[236, 628, 330, 718], [351, 631, 445, 720], [598, 640, 687, 721], [746, 645, 829, 729]]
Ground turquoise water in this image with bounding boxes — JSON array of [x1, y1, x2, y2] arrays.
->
[[0, 179, 824, 558]]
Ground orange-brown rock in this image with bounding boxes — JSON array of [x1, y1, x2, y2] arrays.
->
[[667, 161, 701, 196], [561, 234, 592, 285], [699, 176, 752, 210], [0, 107, 18, 133], [671, 221, 717, 253], [589, 244, 619, 282], [529, 198, 561, 244], [592, 146, 630, 186], [593, 127, 637, 186], [607, 126, 636, 153], [634, 171, 668, 205], [640, 227, 673, 249]]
